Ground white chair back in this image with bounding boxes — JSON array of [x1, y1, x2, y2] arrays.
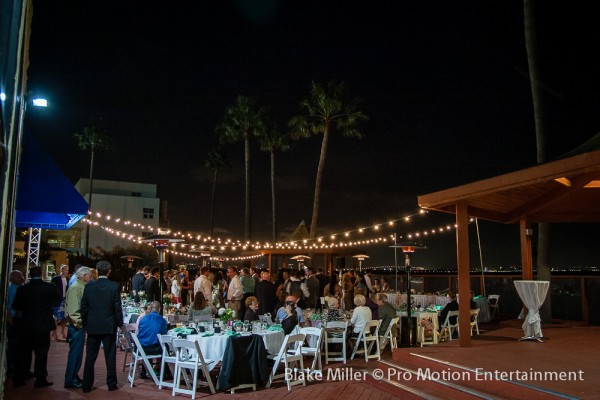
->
[[299, 326, 323, 373], [128, 332, 161, 387], [267, 333, 307, 390], [441, 310, 460, 341], [324, 320, 348, 364], [171, 339, 215, 398], [157, 334, 178, 389], [470, 308, 480, 335], [380, 316, 400, 351]]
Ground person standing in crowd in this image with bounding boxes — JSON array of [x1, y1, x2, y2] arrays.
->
[[12, 265, 61, 388], [68, 264, 84, 286], [51, 264, 70, 342], [130, 266, 147, 302], [170, 271, 181, 304], [143, 267, 161, 303], [179, 268, 190, 306], [64, 266, 92, 389], [239, 267, 255, 318], [136, 301, 167, 379], [254, 269, 276, 316], [194, 266, 213, 306], [304, 267, 320, 310], [249, 266, 260, 286], [81, 261, 123, 392], [6, 270, 25, 380], [226, 267, 243, 315], [315, 267, 330, 300]]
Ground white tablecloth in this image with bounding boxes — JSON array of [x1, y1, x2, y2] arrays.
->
[[174, 330, 284, 371], [514, 280, 550, 339], [386, 293, 451, 308], [474, 297, 491, 323]]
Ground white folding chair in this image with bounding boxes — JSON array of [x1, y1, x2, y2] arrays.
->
[[157, 334, 184, 390], [121, 324, 137, 372], [379, 316, 400, 351], [416, 313, 439, 347], [440, 310, 460, 341], [470, 309, 480, 335], [324, 321, 348, 364], [488, 294, 500, 320], [267, 333, 306, 391], [351, 320, 381, 362], [171, 339, 215, 398], [299, 327, 323, 373], [128, 332, 161, 387]]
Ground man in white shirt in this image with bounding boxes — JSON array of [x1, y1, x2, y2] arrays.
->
[[193, 266, 213, 304], [226, 267, 243, 315]]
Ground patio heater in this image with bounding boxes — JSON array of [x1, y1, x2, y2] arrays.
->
[[120, 255, 141, 270], [290, 255, 310, 270], [352, 254, 370, 272], [142, 231, 184, 315], [391, 240, 426, 347], [190, 249, 211, 268]]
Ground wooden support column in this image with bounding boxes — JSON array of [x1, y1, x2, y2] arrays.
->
[[520, 218, 533, 280], [456, 202, 472, 347], [268, 253, 273, 275]]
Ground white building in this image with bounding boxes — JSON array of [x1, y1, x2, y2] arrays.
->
[[46, 179, 162, 253]]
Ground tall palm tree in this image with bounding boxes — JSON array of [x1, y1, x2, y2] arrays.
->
[[217, 95, 265, 242], [74, 126, 111, 257], [290, 81, 368, 240], [204, 146, 230, 237], [258, 124, 290, 243], [523, 0, 551, 320]]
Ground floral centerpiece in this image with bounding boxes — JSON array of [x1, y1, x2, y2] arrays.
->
[[137, 290, 147, 303], [218, 308, 235, 324], [163, 293, 172, 309]]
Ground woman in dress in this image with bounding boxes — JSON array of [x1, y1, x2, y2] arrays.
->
[[179, 268, 190, 306], [281, 301, 299, 335], [188, 292, 216, 322], [243, 296, 260, 321], [350, 294, 372, 337], [170, 271, 181, 304], [51, 264, 70, 341]]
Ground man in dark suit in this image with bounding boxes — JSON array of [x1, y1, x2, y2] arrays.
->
[[130, 265, 147, 302], [81, 261, 123, 392], [254, 269, 276, 316], [143, 267, 161, 302], [11, 265, 61, 388]]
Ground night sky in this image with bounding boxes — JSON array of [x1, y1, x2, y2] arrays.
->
[[24, 1, 600, 268]]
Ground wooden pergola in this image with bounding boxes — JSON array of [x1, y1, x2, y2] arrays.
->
[[418, 149, 600, 347]]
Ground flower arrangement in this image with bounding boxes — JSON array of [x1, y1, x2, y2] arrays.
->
[[163, 293, 172, 308], [138, 290, 147, 302], [218, 307, 235, 324]]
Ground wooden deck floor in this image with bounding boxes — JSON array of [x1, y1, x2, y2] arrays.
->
[[3, 320, 599, 400]]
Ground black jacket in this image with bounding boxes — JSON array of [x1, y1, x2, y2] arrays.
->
[[81, 277, 123, 334], [216, 334, 269, 391], [12, 278, 61, 333]]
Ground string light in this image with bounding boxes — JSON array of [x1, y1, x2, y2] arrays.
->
[[84, 208, 465, 256]]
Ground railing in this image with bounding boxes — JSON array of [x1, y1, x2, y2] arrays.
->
[[371, 273, 600, 325]]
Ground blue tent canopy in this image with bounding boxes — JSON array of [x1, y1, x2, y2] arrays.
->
[[15, 134, 88, 229]]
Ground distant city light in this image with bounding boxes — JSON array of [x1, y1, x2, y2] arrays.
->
[[32, 98, 48, 107]]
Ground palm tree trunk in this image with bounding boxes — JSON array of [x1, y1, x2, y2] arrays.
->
[[524, 0, 551, 321], [84, 146, 95, 257], [310, 125, 330, 240], [209, 167, 219, 237], [270, 150, 277, 243], [244, 134, 252, 242]]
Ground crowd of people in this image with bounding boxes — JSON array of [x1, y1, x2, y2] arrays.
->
[[7, 259, 479, 393]]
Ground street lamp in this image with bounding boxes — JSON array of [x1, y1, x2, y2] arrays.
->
[[142, 231, 184, 315], [390, 240, 426, 347]]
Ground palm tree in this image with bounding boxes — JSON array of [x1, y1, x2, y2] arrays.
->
[[523, 0, 551, 320], [258, 124, 290, 243], [204, 146, 230, 237], [290, 81, 368, 240], [217, 96, 265, 242], [73, 126, 111, 257]]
